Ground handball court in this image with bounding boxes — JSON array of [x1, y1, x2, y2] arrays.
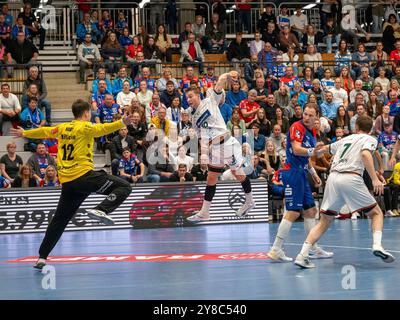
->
[[1, 219, 400, 300]]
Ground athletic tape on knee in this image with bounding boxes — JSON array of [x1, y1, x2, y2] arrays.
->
[[241, 177, 252, 194], [204, 185, 217, 202]]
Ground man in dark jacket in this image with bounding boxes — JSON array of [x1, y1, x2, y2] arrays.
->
[[169, 163, 194, 182], [160, 81, 180, 108], [227, 32, 250, 72], [147, 144, 175, 183], [6, 31, 39, 77], [109, 127, 135, 176]]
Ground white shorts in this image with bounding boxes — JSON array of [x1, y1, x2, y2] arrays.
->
[[320, 171, 377, 215], [209, 136, 244, 171]]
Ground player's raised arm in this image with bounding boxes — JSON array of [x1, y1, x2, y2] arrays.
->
[[91, 114, 134, 138], [11, 126, 59, 140], [214, 71, 239, 93]]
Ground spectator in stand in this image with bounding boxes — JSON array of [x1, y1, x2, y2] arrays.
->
[[277, 5, 290, 31], [137, 80, 153, 116], [133, 66, 156, 93], [156, 68, 179, 92], [291, 81, 308, 109], [118, 147, 145, 183], [367, 91, 384, 119], [260, 140, 281, 176], [253, 77, 268, 111], [386, 89, 400, 116], [92, 68, 112, 93], [371, 42, 390, 78], [6, 31, 38, 78], [27, 143, 56, 182], [169, 163, 193, 182], [99, 10, 114, 37], [147, 144, 175, 182], [226, 81, 247, 111], [112, 67, 133, 98], [155, 24, 173, 62], [334, 39, 354, 79], [262, 22, 279, 49], [270, 106, 289, 134], [278, 25, 301, 52], [269, 124, 286, 153], [147, 93, 166, 123], [151, 105, 170, 137], [0, 142, 23, 183], [280, 65, 298, 90], [77, 33, 102, 84], [180, 65, 199, 91], [390, 39, 400, 74], [143, 36, 162, 75], [320, 91, 339, 125], [90, 10, 99, 31], [239, 89, 260, 128], [172, 145, 194, 171], [331, 105, 351, 137], [18, 2, 45, 50], [192, 15, 207, 51], [11, 16, 30, 40], [257, 4, 276, 36], [160, 80, 180, 108], [1, 4, 13, 28], [244, 56, 262, 89], [250, 32, 265, 59], [352, 43, 373, 78], [191, 153, 208, 182], [274, 84, 290, 111], [330, 77, 349, 108], [76, 0, 91, 22], [302, 24, 323, 50], [180, 32, 204, 75], [350, 80, 369, 104], [166, 96, 182, 125], [308, 81, 323, 106], [95, 93, 122, 125], [290, 5, 308, 40], [289, 104, 303, 126], [378, 123, 397, 170], [101, 32, 123, 76], [347, 92, 366, 118], [375, 67, 390, 95], [11, 164, 38, 188], [383, 13, 400, 40], [201, 67, 218, 89], [250, 108, 271, 137], [227, 107, 247, 134], [250, 123, 266, 153], [339, 66, 354, 95], [115, 11, 128, 38], [227, 32, 250, 72], [205, 13, 226, 53], [340, 6, 370, 49], [235, 0, 251, 33], [303, 44, 323, 79], [76, 12, 100, 44], [282, 45, 299, 75], [375, 104, 393, 136], [258, 42, 278, 77], [178, 109, 192, 137], [390, 78, 400, 96], [0, 83, 21, 136], [119, 27, 133, 49], [358, 66, 375, 93], [116, 80, 136, 110], [91, 79, 111, 117], [178, 22, 193, 48], [383, 24, 396, 55], [372, 83, 388, 106], [135, 25, 148, 47], [39, 165, 60, 187], [350, 104, 367, 133], [300, 66, 314, 93], [322, 16, 340, 54], [0, 13, 11, 47], [320, 68, 335, 93], [267, 54, 286, 92]]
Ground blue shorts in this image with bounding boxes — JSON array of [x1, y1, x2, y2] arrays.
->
[[281, 168, 315, 212]]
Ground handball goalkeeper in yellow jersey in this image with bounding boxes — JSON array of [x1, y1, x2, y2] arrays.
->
[[11, 99, 133, 270]]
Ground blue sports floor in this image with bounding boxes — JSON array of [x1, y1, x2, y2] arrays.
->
[[1, 219, 400, 300]]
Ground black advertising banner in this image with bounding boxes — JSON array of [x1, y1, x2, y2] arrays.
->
[[0, 181, 268, 234]]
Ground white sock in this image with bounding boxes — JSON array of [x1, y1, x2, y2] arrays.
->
[[373, 231, 382, 247], [200, 200, 211, 215], [272, 219, 292, 250], [300, 242, 313, 257], [304, 217, 318, 249], [245, 192, 253, 203]]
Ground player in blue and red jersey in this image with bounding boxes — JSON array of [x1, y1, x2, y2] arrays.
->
[[268, 103, 334, 262]]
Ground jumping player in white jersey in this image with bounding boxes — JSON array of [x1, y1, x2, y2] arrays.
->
[[186, 71, 255, 222], [295, 115, 395, 268]]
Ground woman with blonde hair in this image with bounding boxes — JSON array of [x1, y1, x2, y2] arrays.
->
[[11, 164, 38, 188], [389, 79, 400, 96], [303, 44, 323, 79], [260, 139, 281, 176], [39, 165, 60, 187]]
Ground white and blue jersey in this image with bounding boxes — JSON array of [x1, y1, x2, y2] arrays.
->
[[119, 154, 141, 175], [97, 104, 121, 123]]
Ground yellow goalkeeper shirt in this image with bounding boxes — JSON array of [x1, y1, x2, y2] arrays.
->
[[22, 119, 125, 184]]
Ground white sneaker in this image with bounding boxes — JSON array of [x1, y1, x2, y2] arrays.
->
[[34, 258, 46, 270], [385, 210, 396, 217], [86, 209, 114, 226], [351, 213, 358, 220], [309, 246, 334, 259], [186, 211, 210, 223], [372, 245, 395, 263], [267, 248, 293, 262], [294, 254, 316, 269], [235, 201, 256, 217]]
